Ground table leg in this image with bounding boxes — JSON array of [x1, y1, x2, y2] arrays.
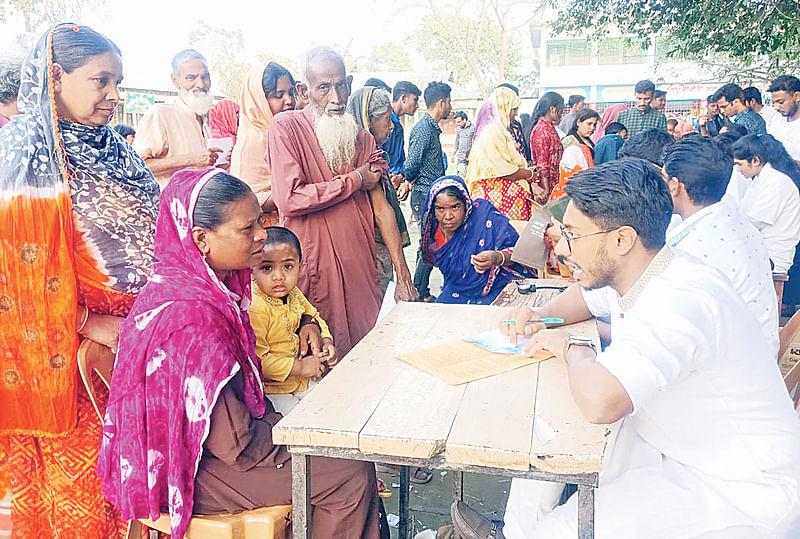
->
[[291, 453, 312, 539], [577, 485, 595, 539], [453, 471, 465, 501], [399, 466, 410, 539]]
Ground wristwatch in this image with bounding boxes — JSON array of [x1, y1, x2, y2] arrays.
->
[[567, 335, 596, 352]]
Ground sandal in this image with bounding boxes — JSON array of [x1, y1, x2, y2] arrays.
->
[[377, 478, 392, 498], [410, 467, 433, 484]]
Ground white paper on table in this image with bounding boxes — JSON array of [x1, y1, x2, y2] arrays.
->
[[376, 281, 397, 324], [208, 137, 234, 167], [464, 328, 532, 355]]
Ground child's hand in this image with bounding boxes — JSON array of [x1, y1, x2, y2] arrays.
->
[[322, 338, 337, 367], [296, 355, 325, 380]]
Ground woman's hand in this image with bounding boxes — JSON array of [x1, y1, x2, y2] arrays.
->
[[321, 338, 338, 368], [395, 274, 419, 302], [298, 318, 323, 357], [471, 250, 502, 274], [531, 182, 547, 199], [396, 181, 412, 202], [80, 312, 124, 352], [524, 328, 570, 361]]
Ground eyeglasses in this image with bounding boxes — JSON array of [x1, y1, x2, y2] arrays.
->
[[558, 223, 617, 254]]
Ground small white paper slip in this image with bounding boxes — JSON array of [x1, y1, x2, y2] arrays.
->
[[375, 280, 397, 324], [464, 328, 532, 355], [207, 137, 234, 166]]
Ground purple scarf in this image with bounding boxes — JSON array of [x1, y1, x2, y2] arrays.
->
[[97, 168, 266, 538]]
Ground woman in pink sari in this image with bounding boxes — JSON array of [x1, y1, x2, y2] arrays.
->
[[98, 168, 381, 539], [591, 103, 628, 143]]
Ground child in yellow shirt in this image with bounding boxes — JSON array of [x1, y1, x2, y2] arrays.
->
[[249, 227, 336, 415]]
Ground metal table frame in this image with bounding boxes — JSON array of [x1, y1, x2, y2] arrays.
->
[[290, 446, 598, 539]]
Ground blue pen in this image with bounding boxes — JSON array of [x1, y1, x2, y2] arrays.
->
[[501, 317, 564, 326]]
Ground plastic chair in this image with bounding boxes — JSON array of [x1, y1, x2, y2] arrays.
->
[[76, 340, 292, 539]]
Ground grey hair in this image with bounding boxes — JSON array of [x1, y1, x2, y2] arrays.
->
[[303, 46, 345, 81], [368, 88, 392, 123], [0, 64, 21, 105], [171, 49, 207, 76]]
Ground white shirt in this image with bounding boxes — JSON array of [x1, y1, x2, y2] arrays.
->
[[769, 114, 800, 162], [579, 249, 800, 536], [759, 105, 779, 130], [667, 203, 778, 359], [740, 163, 800, 272], [722, 168, 750, 209]]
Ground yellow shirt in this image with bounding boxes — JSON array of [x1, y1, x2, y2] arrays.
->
[[249, 286, 332, 394]]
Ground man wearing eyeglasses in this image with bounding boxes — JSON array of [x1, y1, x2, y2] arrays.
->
[[491, 160, 800, 538]]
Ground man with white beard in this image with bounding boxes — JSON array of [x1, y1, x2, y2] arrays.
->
[[134, 49, 222, 187], [267, 46, 385, 356]]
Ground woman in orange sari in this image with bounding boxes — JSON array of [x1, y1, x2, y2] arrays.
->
[[550, 108, 600, 200], [0, 24, 158, 537], [466, 86, 545, 220]]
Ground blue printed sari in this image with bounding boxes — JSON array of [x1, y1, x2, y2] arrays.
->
[[422, 176, 531, 304]]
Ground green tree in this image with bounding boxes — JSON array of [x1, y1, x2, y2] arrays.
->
[[407, 0, 545, 98], [189, 21, 249, 100], [3, 0, 100, 32], [366, 41, 412, 72], [553, 0, 800, 79]]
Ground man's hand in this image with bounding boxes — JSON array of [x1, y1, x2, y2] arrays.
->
[[524, 328, 570, 361], [390, 173, 404, 189], [357, 164, 382, 191], [321, 338, 338, 368], [196, 147, 222, 168], [298, 320, 323, 357], [395, 275, 419, 302], [397, 181, 412, 201], [498, 306, 546, 346], [471, 250, 501, 274]]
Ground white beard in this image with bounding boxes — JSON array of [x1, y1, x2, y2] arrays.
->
[[179, 88, 213, 115], [314, 110, 358, 174]]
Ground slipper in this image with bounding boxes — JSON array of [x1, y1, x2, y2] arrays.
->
[[410, 467, 433, 484], [377, 478, 392, 498]]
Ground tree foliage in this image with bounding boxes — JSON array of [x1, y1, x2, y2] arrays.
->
[[366, 41, 412, 72], [408, 0, 544, 98], [2, 0, 102, 32], [189, 21, 249, 100], [553, 0, 800, 79]]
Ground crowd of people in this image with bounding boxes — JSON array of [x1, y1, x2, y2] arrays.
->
[[1, 20, 800, 539]]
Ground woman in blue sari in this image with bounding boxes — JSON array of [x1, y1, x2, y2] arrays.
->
[[421, 176, 531, 304]]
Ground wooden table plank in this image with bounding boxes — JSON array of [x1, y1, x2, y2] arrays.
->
[[359, 304, 509, 458], [273, 302, 440, 448], [530, 320, 609, 474], [491, 278, 572, 309], [446, 363, 539, 470]]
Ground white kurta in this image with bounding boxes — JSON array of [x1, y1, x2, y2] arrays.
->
[[504, 248, 800, 539], [769, 115, 800, 162], [667, 202, 778, 359], [739, 163, 800, 272]]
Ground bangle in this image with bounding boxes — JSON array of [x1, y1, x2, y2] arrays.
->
[[77, 305, 89, 333], [354, 169, 364, 186], [496, 250, 506, 266]]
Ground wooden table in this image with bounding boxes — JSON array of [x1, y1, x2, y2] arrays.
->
[[274, 302, 609, 539]]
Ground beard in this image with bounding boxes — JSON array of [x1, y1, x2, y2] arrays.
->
[[578, 243, 618, 291], [179, 88, 213, 115], [782, 103, 799, 118], [313, 109, 358, 175]]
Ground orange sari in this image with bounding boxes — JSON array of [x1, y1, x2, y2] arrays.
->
[[0, 25, 158, 538], [550, 138, 595, 201]]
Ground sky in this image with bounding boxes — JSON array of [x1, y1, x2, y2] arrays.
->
[[1, 0, 435, 91]]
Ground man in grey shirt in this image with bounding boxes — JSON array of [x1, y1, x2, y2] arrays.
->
[[453, 111, 475, 177], [558, 94, 585, 133]]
